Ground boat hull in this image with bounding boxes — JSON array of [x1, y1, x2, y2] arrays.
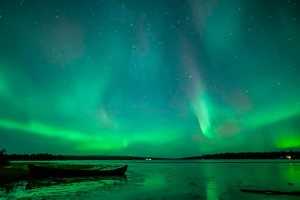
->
[[28, 164, 128, 178]]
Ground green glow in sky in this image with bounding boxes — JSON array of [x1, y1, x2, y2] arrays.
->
[[0, 118, 181, 154], [191, 94, 212, 138], [0, 119, 124, 151], [276, 135, 300, 149], [0, 0, 299, 156]]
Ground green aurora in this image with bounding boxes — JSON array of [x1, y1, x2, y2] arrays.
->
[[0, 0, 299, 156]]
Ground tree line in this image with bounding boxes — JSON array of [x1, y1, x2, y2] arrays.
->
[[182, 151, 299, 160], [1, 148, 300, 161]]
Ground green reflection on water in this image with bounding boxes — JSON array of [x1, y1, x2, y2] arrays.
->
[[143, 174, 166, 189], [206, 180, 218, 200]]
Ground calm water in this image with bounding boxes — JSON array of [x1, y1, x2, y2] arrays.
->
[[1, 160, 300, 200]]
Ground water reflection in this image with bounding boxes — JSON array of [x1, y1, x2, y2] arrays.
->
[[143, 174, 166, 189], [206, 180, 218, 200], [0, 176, 127, 199], [2, 161, 300, 200]]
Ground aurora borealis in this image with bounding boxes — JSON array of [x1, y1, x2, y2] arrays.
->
[[0, 0, 299, 157]]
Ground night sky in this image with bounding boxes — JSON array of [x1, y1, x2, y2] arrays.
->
[[0, 0, 299, 157]]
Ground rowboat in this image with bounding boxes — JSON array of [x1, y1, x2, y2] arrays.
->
[[28, 164, 128, 178]]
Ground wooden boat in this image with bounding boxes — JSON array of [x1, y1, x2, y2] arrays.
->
[[28, 164, 128, 178]]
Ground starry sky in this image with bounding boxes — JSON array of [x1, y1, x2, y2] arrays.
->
[[0, 0, 299, 157]]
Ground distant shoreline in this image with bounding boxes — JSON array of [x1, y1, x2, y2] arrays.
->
[[4, 151, 300, 161]]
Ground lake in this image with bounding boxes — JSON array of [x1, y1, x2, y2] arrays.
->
[[1, 160, 300, 200]]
